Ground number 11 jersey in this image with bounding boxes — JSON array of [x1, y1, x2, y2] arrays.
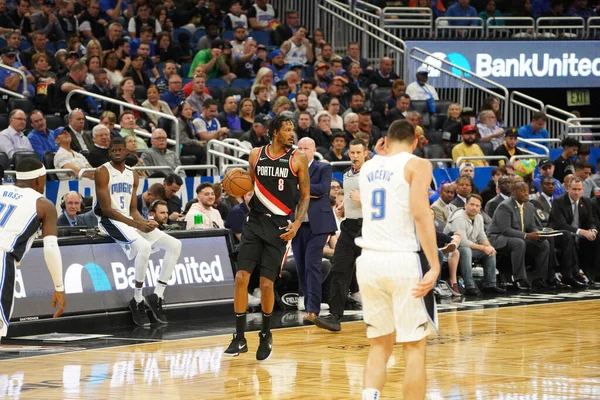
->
[[356, 152, 420, 253], [0, 186, 43, 260]]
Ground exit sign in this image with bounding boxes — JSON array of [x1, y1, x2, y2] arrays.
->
[[567, 90, 590, 107]]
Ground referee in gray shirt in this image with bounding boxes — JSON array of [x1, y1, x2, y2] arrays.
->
[[315, 138, 368, 332]]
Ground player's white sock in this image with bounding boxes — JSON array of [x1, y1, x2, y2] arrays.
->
[[134, 287, 143, 303], [362, 388, 380, 400], [154, 281, 167, 299]]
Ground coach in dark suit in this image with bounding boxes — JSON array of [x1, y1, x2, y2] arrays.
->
[[548, 177, 599, 287], [484, 176, 513, 218], [292, 138, 337, 324], [487, 182, 550, 290]]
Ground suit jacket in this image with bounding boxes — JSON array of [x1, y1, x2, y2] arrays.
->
[[431, 198, 456, 224], [531, 193, 552, 214], [305, 161, 337, 235], [67, 127, 94, 154], [548, 193, 598, 234], [484, 194, 507, 218], [487, 197, 542, 249], [451, 196, 466, 208], [57, 210, 97, 227]]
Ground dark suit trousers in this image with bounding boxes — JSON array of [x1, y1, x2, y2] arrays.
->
[[497, 237, 549, 282], [551, 231, 579, 279], [578, 236, 600, 282], [291, 223, 329, 314], [328, 219, 362, 317]]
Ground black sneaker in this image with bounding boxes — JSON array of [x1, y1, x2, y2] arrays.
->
[[144, 293, 168, 324], [256, 331, 273, 361], [224, 334, 248, 357], [314, 314, 341, 332], [129, 298, 150, 327]]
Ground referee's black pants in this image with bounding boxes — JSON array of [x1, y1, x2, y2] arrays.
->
[[328, 218, 362, 317]]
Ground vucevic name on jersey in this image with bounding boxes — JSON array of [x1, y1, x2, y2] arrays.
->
[[250, 145, 298, 216]]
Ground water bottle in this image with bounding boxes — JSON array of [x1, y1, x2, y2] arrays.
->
[[79, 44, 87, 56], [193, 213, 203, 229]]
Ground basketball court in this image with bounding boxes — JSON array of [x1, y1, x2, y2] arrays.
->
[[1, 292, 599, 399]]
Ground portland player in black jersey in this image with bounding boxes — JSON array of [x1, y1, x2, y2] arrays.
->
[[224, 115, 310, 361]]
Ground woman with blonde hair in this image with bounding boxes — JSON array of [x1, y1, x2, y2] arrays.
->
[[124, 135, 149, 177], [315, 96, 344, 130], [250, 67, 275, 100], [271, 96, 291, 117], [100, 111, 119, 138], [142, 85, 173, 127], [81, 39, 102, 64], [442, 103, 462, 154], [238, 98, 255, 131]]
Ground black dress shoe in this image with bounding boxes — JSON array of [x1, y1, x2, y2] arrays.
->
[[564, 277, 587, 289], [514, 280, 531, 291], [532, 279, 557, 294], [549, 278, 571, 290], [314, 314, 341, 332], [482, 285, 506, 294], [464, 287, 481, 296]]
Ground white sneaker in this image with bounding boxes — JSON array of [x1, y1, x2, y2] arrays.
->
[[253, 288, 261, 299], [350, 292, 362, 304], [320, 303, 330, 311], [434, 281, 453, 299], [247, 293, 261, 308], [297, 296, 305, 311]]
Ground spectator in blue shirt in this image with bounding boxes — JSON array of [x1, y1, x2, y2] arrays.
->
[[130, 27, 156, 58], [160, 74, 185, 114], [445, 0, 480, 25], [517, 111, 549, 154], [566, 0, 597, 19], [100, 0, 131, 22], [27, 111, 60, 160], [0, 48, 35, 96], [533, 158, 565, 196]]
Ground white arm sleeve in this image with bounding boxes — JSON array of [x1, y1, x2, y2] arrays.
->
[[43, 236, 64, 292]]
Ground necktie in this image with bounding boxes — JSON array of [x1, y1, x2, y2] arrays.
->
[[518, 204, 524, 231], [572, 202, 579, 229]]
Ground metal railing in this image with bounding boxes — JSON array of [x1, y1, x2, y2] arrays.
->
[[0, 64, 29, 98], [206, 140, 250, 176], [508, 91, 544, 130], [407, 47, 509, 123], [65, 89, 180, 152], [517, 137, 550, 156], [78, 168, 96, 180], [536, 16, 585, 39], [354, 0, 381, 28], [456, 155, 508, 165], [485, 17, 535, 39], [381, 7, 433, 40], [435, 17, 485, 39], [587, 16, 600, 38], [174, 165, 219, 176], [565, 118, 600, 145], [319, 0, 406, 78], [510, 154, 548, 163], [544, 105, 577, 142]]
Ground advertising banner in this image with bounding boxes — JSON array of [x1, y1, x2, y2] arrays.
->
[[406, 41, 600, 88], [11, 232, 235, 320]]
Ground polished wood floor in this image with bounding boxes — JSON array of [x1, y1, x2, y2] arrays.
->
[[1, 300, 600, 399]]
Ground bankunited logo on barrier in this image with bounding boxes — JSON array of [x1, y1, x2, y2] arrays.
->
[[64, 263, 112, 294], [422, 52, 472, 78]]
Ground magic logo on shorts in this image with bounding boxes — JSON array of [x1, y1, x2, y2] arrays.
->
[[64, 263, 112, 294], [421, 52, 472, 78]]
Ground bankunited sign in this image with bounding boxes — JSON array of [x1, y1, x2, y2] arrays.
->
[[406, 41, 600, 89]]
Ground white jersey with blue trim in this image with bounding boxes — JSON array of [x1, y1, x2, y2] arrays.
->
[[0, 186, 43, 260], [94, 162, 135, 218], [355, 152, 420, 252]]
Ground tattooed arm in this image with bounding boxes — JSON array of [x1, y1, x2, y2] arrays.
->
[[280, 151, 310, 241]]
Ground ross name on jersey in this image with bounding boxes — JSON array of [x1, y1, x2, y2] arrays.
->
[[256, 165, 289, 178], [110, 182, 133, 195], [366, 169, 394, 183], [2, 191, 22, 200]]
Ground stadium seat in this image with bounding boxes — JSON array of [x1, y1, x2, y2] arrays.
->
[[372, 87, 390, 104], [0, 152, 9, 170], [0, 98, 7, 115], [44, 114, 63, 130], [431, 114, 446, 131], [228, 129, 244, 139], [173, 29, 192, 44], [479, 141, 494, 156], [193, 29, 206, 43], [231, 78, 252, 89], [13, 151, 39, 168], [222, 30, 234, 41], [206, 78, 229, 88], [157, 117, 173, 136], [180, 155, 196, 165], [411, 100, 429, 117], [207, 86, 222, 102], [56, 41, 67, 50], [45, 42, 56, 53], [252, 30, 273, 46], [425, 129, 443, 145], [221, 86, 245, 102], [19, 41, 30, 52], [181, 62, 192, 77], [134, 85, 147, 101], [9, 97, 34, 114], [0, 38, 6, 49], [0, 115, 8, 131], [43, 152, 58, 181], [434, 100, 452, 116], [424, 143, 445, 160]]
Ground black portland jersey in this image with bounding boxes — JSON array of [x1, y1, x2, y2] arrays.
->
[[250, 145, 298, 216]]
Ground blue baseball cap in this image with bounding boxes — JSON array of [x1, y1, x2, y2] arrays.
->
[[269, 49, 283, 59], [51, 127, 68, 141], [289, 61, 303, 69], [336, 69, 348, 76]]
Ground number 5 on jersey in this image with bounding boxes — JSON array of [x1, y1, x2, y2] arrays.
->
[[371, 189, 386, 220]]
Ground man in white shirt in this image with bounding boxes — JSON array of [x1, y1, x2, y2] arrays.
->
[[194, 98, 228, 142], [477, 109, 504, 150], [52, 127, 93, 180], [185, 183, 224, 229], [0, 109, 34, 160], [405, 65, 439, 102]]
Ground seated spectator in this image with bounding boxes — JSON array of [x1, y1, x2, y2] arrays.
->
[[108, 77, 143, 120], [566, 0, 597, 18], [202, 0, 225, 30], [0, 109, 34, 160], [573, 160, 598, 198], [87, 68, 113, 113], [119, 110, 148, 150], [452, 175, 473, 208], [324, 131, 350, 172], [142, 85, 173, 128], [0, 47, 35, 96], [297, 112, 328, 153], [163, 173, 184, 222], [53, 127, 93, 180], [99, 111, 120, 138], [385, 78, 406, 110], [196, 21, 221, 51], [142, 129, 185, 177], [22, 30, 60, 71], [188, 40, 236, 84], [248, 0, 279, 31], [531, 176, 555, 224], [318, 77, 348, 113], [194, 99, 228, 143], [240, 113, 271, 149], [272, 96, 292, 117], [479, 0, 505, 24], [533, 158, 564, 197], [296, 79, 323, 117], [517, 111, 549, 154], [136, 183, 166, 220], [405, 65, 439, 102], [156, 32, 182, 64], [128, 2, 161, 39], [484, 175, 513, 217], [27, 111, 60, 160], [239, 98, 255, 132], [102, 50, 125, 87], [63, 109, 92, 154], [445, 0, 479, 26], [160, 74, 185, 114], [492, 127, 524, 167], [452, 125, 488, 166], [284, 69, 301, 98], [316, 113, 335, 143], [343, 112, 360, 145], [480, 166, 506, 206], [77, 0, 105, 40], [149, 200, 169, 229], [124, 54, 151, 89], [217, 96, 242, 131], [234, 39, 258, 80], [224, 1, 248, 31], [253, 84, 272, 115], [577, 143, 591, 164], [273, 9, 298, 45], [366, 57, 400, 91], [316, 96, 344, 131], [477, 109, 504, 150], [123, 135, 148, 176], [480, 96, 504, 127], [225, 190, 254, 243], [341, 41, 371, 72], [388, 94, 411, 124], [99, 22, 123, 51], [250, 69, 276, 102], [348, 62, 363, 91], [186, 75, 212, 116], [281, 26, 313, 65], [30, 53, 57, 112], [357, 107, 381, 148], [56, 62, 90, 115], [155, 61, 177, 94], [87, 124, 111, 167], [431, 183, 457, 224], [342, 92, 365, 118], [444, 194, 500, 296], [171, 102, 206, 166], [129, 27, 156, 59], [553, 137, 579, 183], [185, 183, 225, 229], [487, 182, 551, 291], [441, 103, 462, 153], [57, 191, 96, 227]]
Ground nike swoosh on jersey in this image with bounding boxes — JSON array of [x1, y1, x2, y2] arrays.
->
[[278, 226, 288, 230], [259, 157, 268, 161]]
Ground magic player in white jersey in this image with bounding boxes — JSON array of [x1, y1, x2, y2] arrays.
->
[[94, 137, 182, 327], [0, 159, 66, 339], [355, 120, 440, 400]]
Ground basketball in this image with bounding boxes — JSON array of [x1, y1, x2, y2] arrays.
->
[[222, 168, 253, 197]]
